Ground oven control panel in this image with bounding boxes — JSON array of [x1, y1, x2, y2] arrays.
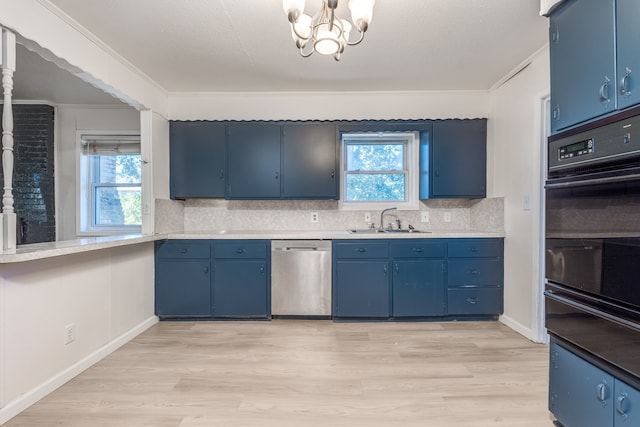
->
[[558, 138, 594, 160], [549, 113, 640, 175]]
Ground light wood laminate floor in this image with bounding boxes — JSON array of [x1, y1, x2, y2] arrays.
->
[[5, 320, 553, 427]]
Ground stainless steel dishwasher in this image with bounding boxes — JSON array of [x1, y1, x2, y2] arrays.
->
[[271, 240, 332, 318]]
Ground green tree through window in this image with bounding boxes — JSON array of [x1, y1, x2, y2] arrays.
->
[[344, 141, 407, 202]]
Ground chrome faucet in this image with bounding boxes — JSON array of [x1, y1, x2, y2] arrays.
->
[[379, 207, 397, 231]]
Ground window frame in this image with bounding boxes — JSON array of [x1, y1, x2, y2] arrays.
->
[[339, 132, 420, 211], [77, 131, 142, 236]]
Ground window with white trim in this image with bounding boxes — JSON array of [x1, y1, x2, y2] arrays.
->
[[340, 132, 419, 210], [79, 133, 142, 235]]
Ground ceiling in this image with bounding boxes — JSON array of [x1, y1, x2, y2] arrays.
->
[[13, 0, 549, 104]]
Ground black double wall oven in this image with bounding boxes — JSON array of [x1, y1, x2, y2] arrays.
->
[[545, 111, 640, 388]]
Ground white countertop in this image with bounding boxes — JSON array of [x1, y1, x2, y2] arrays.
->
[[0, 229, 505, 263], [168, 229, 505, 240], [0, 234, 161, 263]]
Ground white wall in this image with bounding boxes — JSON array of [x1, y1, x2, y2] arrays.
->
[[488, 46, 550, 341], [0, 242, 157, 424], [140, 110, 170, 235], [0, 0, 168, 116], [56, 105, 141, 241], [169, 90, 489, 121]]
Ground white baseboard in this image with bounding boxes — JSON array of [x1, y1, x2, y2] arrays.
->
[[499, 314, 536, 342], [0, 316, 158, 425]]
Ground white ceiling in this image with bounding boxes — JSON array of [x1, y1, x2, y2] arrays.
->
[[13, 0, 549, 103]]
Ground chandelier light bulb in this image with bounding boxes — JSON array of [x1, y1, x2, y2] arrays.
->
[[349, 0, 375, 31], [283, 0, 306, 22], [282, 0, 374, 60]]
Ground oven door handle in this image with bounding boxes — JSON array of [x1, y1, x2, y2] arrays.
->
[[545, 172, 640, 189], [545, 290, 640, 332]]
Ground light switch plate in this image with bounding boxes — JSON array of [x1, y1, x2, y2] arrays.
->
[[421, 211, 429, 222]]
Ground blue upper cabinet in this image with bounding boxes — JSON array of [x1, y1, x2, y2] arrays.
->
[[549, 0, 630, 133], [429, 120, 486, 199], [616, 0, 640, 110], [282, 123, 338, 199], [170, 121, 226, 199], [226, 123, 282, 199]]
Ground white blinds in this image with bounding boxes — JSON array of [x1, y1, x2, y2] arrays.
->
[[80, 134, 140, 155]]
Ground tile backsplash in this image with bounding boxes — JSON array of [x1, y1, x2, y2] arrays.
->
[[155, 197, 504, 234]]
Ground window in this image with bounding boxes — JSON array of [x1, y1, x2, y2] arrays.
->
[[79, 133, 142, 235], [340, 132, 419, 210]]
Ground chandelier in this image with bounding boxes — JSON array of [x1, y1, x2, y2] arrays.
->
[[282, 0, 375, 61]]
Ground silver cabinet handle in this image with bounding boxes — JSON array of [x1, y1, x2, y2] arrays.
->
[[620, 67, 632, 96], [597, 382, 608, 404], [599, 76, 611, 104], [616, 393, 629, 419]]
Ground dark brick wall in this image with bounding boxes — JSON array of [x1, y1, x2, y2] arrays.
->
[[0, 104, 55, 244]]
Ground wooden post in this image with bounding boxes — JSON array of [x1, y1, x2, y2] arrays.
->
[[1, 28, 16, 250]]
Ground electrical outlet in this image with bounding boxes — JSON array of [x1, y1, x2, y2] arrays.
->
[[311, 212, 319, 223], [444, 212, 452, 223], [64, 323, 76, 345], [420, 211, 429, 222], [364, 212, 371, 223]]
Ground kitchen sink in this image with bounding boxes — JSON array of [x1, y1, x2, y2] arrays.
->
[[348, 229, 429, 234]]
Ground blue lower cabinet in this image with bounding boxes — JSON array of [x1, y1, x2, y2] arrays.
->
[[213, 259, 269, 318], [392, 260, 446, 317], [549, 341, 614, 427], [155, 239, 270, 320], [333, 260, 390, 318], [333, 238, 503, 320], [155, 260, 211, 318], [615, 378, 640, 425], [446, 238, 503, 317], [447, 287, 502, 315]]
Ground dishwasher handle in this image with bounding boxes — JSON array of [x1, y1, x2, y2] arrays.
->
[[274, 246, 324, 251]]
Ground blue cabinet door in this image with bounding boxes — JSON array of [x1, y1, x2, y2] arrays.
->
[[282, 123, 338, 199], [549, 0, 616, 133], [430, 120, 486, 198], [549, 342, 614, 427], [334, 260, 390, 318], [392, 260, 445, 317], [227, 123, 281, 199], [155, 260, 211, 318], [615, 379, 640, 426], [170, 121, 226, 199], [616, 0, 640, 110], [213, 259, 269, 318]]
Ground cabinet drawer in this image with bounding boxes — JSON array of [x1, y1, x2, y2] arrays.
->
[[334, 242, 388, 259], [448, 259, 503, 286], [390, 241, 445, 258], [214, 241, 268, 259], [156, 240, 211, 259], [447, 287, 502, 315], [447, 239, 502, 258]]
